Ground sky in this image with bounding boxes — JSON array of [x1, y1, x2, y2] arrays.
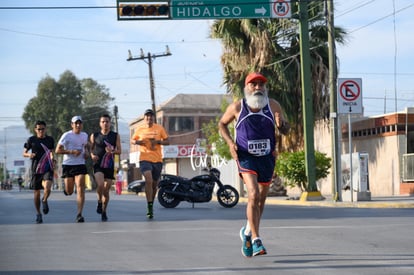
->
[[0, 0, 413, 128]]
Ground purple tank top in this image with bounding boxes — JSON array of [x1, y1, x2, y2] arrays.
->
[[235, 98, 275, 156]]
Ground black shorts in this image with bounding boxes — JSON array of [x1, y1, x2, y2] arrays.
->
[[61, 165, 87, 178], [93, 164, 115, 180], [237, 150, 276, 185], [139, 161, 163, 181], [31, 171, 54, 190]]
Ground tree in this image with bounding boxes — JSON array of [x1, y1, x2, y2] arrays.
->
[[210, 2, 347, 151], [22, 70, 114, 190], [22, 70, 114, 142]]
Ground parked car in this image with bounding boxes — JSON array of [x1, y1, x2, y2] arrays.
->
[[128, 180, 145, 194]]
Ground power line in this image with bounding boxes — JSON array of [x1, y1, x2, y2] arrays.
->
[[347, 2, 414, 34], [0, 6, 115, 10]]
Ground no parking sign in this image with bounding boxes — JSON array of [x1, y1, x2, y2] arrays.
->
[[337, 78, 363, 114]]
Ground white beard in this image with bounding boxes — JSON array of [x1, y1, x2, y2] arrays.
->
[[245, 89, 268, 109]]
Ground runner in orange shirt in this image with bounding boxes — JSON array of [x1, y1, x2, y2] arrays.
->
[[131, 109, 169, 219]]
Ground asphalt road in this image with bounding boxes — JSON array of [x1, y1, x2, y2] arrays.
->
[[1, 189, 414, 275]]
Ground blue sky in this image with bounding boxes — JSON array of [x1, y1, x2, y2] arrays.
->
[[0, 0, 413, 132]]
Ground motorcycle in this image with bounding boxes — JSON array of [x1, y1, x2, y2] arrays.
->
[[157, 167, 239, 208]]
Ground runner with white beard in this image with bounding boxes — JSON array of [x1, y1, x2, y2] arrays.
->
[[218, 72, 290, 257]]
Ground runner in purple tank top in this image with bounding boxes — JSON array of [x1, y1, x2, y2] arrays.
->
[[219, 72, 290, 257]]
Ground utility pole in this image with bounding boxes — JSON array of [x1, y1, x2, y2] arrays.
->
[[127, 46, 172, 121], [327, 0, 340, 200], [3, 128, 6, 183], [113, 105, 120, 169]]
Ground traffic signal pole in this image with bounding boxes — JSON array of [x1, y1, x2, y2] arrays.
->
[[127, 46, 172, 120], [298, 0, 321, 200]]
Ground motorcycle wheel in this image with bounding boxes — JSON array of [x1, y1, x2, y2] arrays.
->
[[157, 187, 181, 208], [216, 185, 239, 208]]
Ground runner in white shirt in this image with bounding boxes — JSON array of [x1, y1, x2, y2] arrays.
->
[[56, 116, 89, 223]]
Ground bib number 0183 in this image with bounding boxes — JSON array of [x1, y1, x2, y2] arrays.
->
[[247, 139, 270, 156]]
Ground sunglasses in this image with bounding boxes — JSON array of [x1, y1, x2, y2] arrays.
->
[[36, 128, 45, 131]]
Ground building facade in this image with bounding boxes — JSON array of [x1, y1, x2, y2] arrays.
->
[[315, 108, 414, 197]]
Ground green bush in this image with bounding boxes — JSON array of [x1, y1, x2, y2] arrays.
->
[[276, 150, 331, 191]]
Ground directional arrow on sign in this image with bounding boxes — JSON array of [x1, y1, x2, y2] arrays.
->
[[255, 7, 267, 16]]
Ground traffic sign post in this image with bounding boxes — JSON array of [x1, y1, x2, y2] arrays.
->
[[337, 78, 363, 114], [337, 78, 363, 202]]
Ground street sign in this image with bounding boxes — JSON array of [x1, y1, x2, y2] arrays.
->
[[337, 78, 363, 114], [170, 0, 291, 20], [271, 0, 291, 18]]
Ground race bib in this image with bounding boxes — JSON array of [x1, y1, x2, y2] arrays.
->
[[247, 139, 271, 156]]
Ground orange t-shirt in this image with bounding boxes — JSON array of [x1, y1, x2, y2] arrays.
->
[[132, 124, 168, 163]]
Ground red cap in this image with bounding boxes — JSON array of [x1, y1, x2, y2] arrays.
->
[[245, 72, 267, 86]]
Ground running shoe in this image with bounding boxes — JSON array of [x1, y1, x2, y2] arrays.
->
[[76, 214, 85, 223], [36, 214, 43, 224], [96, 202, 102, 214], [147, 203, 153, 219], [42, 200, 49, 215], [101, 212, 108, 222], [239, 226, 253, 257], [252, 239, 267, 256]]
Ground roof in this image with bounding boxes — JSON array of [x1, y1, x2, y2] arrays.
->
[[129, 93, 233, 126], [159, 93, 232, 110]]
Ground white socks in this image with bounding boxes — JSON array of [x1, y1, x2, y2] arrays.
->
[[244, 223, 251, 236]]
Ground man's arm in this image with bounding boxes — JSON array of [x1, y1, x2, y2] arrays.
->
[[218, 101, 240, 160], [270, 99, 290, 135], [23, 148, 33, 158]]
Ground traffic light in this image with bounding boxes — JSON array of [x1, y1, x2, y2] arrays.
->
[[117, 1, 170, 20]]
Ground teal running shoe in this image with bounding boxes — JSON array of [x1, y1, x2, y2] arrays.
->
[[252, 239, 267, 256], [239, 226, 253, 257]]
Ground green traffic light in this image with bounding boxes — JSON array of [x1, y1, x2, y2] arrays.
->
[[158, 5, 169, 15]]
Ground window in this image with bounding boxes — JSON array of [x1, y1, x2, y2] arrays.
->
[[169, 117, 194, 132]]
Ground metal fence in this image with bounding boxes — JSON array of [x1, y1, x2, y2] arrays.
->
[[402, 153, 414, 181]]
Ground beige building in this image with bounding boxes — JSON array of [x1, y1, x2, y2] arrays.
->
[[315, 108, 414, 197]]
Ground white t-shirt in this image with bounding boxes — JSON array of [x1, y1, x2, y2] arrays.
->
[[58, 130, 89, 165]]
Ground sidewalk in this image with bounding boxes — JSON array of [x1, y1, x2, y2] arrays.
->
[[260, 194, 414, 208], [129, 189, 414, 208]]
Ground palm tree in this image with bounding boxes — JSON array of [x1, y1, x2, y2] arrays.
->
[[210, 1, 346, 151]]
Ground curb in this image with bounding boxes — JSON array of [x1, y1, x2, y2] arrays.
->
[[262, 197, 414, 209]]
